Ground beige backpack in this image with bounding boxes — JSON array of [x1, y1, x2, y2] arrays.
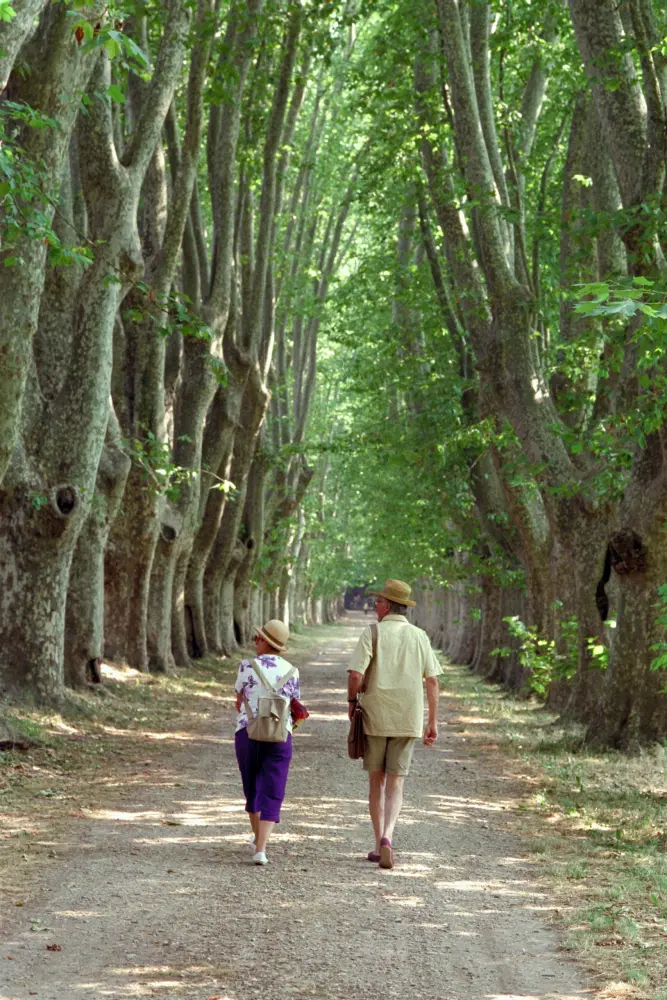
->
[[243, 659, 298, 743]]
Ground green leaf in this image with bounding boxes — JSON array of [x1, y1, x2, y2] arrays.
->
[[104, 37, 123, 60], [106, 83, 126, 104], [603, 300, 638, 316], [0, 0, 17, 23]]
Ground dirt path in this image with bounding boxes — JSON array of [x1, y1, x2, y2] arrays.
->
[[1, 615, 590, 1000]]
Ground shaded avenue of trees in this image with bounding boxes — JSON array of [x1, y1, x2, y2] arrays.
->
[[1, 0, 667, 750]]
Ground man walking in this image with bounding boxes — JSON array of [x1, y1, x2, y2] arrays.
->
[[347, 579, 442, 869]]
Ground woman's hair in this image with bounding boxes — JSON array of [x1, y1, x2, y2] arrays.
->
[[387, 600, 408, 615]]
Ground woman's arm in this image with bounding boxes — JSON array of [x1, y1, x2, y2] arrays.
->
[[234, 660, 251, 712]]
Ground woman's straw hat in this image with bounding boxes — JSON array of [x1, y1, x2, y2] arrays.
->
[[369, 579, 416, 607], [255, 619, 289, 651]]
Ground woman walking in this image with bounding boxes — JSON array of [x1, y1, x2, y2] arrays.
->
[[234, 619, 300, 866]]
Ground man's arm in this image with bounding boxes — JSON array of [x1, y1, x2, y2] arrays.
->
[[347, 670, 363, 719], [346, 627, 372, 717], [424, 675, 439, 745]]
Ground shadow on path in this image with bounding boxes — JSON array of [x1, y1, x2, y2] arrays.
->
[[0, 614, 590, 1000]]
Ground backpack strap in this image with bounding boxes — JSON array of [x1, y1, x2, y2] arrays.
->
[[251, 658, 297, 694], [276, 664, 297, 691]]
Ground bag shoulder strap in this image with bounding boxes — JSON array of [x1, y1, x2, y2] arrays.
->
[[361, 623, 378, 694]]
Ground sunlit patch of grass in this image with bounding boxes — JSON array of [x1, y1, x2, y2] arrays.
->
[[439, 658, 667, 1000]]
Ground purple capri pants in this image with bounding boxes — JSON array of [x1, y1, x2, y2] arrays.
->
[[234, 727, 293, 823]]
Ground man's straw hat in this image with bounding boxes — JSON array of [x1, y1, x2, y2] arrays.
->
[[255, 619, 289, 651], [369, 579, 416, 607]]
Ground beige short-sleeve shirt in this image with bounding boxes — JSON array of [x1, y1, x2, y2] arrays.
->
[[347, 615, 442, 737]]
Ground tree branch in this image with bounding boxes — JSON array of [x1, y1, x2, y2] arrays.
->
[[568, 0, 647, 207], [122, 0, 191, 184], [0, 0, 48, 90]]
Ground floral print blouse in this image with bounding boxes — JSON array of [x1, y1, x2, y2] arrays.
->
[[234, 654, 301, 734]]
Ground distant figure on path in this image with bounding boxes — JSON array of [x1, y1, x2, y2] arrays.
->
[[234, 619, 300, 866], [347, 579, 441, 869]]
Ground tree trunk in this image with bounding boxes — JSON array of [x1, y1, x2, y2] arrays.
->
[[65, 421, 130, 687], [472, 575, 504, 679], [184, 363, 249, 658], [0, 487, 88, 702], [146, 513, 182, 672], [233, 454, 269, 646], [218, 541, 248, 655], [586, 436, 667, 746], [203, 367, 269, 651], [104, 470, 163, 668]]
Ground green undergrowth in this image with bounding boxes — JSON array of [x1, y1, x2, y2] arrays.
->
[[439, 658, 667, 1000]]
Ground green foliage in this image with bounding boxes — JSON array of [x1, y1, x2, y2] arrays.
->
[[125, 285, 214, 344], [492, 611, 579, 698], [649, 584, 667, 686], [65, 3, 151, 75], [125, 428, 198, 502], [0, 0, 16, 22], [0, 102, 94, 269], [573, 277, 667, 453]]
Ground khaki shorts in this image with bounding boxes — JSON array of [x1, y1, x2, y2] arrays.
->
[[363, 735, 416, 776]]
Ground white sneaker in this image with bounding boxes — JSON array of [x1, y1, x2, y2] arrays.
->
[[253, 851, 268, 866], [249, 835, 256, 851]]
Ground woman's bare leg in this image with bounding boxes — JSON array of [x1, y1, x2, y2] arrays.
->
[[255, 819, 275, 853]]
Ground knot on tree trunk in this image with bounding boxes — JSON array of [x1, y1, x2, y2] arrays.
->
[[159, 507, 183, 544], [160, 523, 178, 543], [609, 530, 647, 575], [50, 485, 80, 519]]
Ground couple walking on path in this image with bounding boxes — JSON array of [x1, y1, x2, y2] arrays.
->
[[233, 578, 442, 867]]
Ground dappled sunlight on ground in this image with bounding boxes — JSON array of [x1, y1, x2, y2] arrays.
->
[[99, 725, 230, 744], [0, 616, 591, 1000]]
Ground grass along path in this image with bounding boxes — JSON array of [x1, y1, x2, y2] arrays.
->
[[438, 659, 667, 1000], [0, 614, 618, 998]]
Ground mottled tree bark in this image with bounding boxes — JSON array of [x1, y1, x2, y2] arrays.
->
[[0, 3, 189, 701], [65, 413, 130, 687]]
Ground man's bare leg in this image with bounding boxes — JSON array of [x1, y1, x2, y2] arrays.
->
[[249, 811, 260, 842], [382, 774, 405, 844], [368, 771, 386, 853]]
